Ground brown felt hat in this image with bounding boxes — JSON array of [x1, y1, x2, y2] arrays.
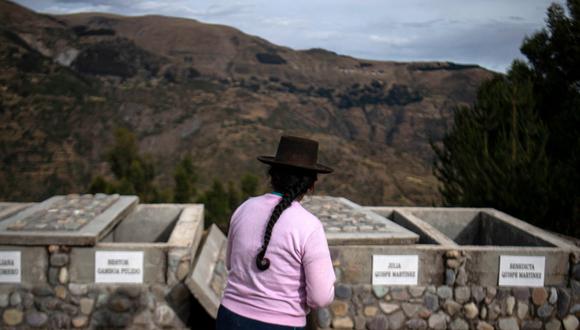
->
[[257, 136, 333, 173]]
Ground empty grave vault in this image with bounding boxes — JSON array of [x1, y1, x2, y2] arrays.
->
[[0, 194, 207, 329], [187, 196, 580, 330], [0, 194, 579, 330]]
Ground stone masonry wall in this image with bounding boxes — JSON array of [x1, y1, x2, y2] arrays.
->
[[0, 244, 190, 329], [315, 250, 580, 330]]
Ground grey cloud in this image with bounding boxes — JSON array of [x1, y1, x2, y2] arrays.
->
[[13, 0, 559, 72]]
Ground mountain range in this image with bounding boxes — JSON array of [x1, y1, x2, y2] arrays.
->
[[0, 0, 494, 205]]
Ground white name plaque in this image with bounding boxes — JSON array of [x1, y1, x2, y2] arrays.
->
[[499, 255, 545, 287], [372, 255, 418, 285], [0, 251, 21, 283], [95, 251, 144, 284]]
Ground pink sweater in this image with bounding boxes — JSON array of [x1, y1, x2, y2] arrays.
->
[[220, 193, 335, 327]]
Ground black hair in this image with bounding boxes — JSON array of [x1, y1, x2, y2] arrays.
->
[[255, 165, 318, 271]]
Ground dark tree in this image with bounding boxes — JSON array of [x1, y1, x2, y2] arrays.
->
[[433, 0, 580, 237], [173, 154, 197, 203]]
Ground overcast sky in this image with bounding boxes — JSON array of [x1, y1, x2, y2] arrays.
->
[[14, 0, 562, 72]]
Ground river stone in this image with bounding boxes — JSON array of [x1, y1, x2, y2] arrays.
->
[[409, 286, 425, 298], [445, 269, 456, 285], [562, 315, 579, 330], [480, 305, 487, 319], [506, 296, 515, 315], [316, 308, 331, 328], [557, 288, 571, 318], [96, 293, 109, 308], [498, 317, 519, 330], [391, 287, 410, 301], [418, 307, 432, 319], [428, 312, 447, 330], [367, 315, 388, 330], [485, 286, 497, 304], [549, 287, 558, 304], [437, 286, 453, 300], [117, 286, 141, 299], [521, 320, 542, 330], [456, 267, 467, 286], [447, 259, 461, 269], [406, 318, 427, 330], [133, 311, 153, 326], [446, 250, 461, 258], [545, 319, 562, 330], [22, 292, 34, 309], [335, 284, 352, 299], [55, 286, 67, 300], [454, 286, 470, 304], [25, 311, 48, 327], [517, 301, 529, 319], [537, 303, 554, 320], [477, 321, 494, 330], [450, 318, 469, 330], [424, 293, 439, 311], [379, 302, 399, 314], [472, 286, 485, 303], [0, 293, 8, 307], [497, 288, 511, 301], [330, 300, 348, 316], [68, 283, 88, 296], [354, 315, 366, 330], [488, 302, 501, 320], [50, 253, 69, 267], [48, 267, 59, 285], [464, 302, 478, 319], [532, 288, 548, 305], [80, 298, 95, 315], [61, 303, 79, 315], [72, 315, 88, 328], [155, 304, 175, 326], [372, 285, 388, 298], [513, 287, 530, 302], [332, 316, 354, 329], [402, 303, 422, 318], [444, 300, 462, 316], [58, 267, 68, 284], [3, 308, 23, 326], [388, 311, 406, 330], [364, 305, 379, 317], [10, 292, 21, 306], [109, 296, 132, 312]]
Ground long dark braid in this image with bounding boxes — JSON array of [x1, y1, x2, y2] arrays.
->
[[255, 166, 317, 271]]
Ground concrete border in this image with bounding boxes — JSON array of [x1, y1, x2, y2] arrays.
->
[[185, 224, 226, 318], [0, 203, 33, 222], [0, 196, 138, 246]]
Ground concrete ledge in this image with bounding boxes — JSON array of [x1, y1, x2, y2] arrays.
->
[[167, 205, 204, 286], [0, 196, 138, 246], [185, 224, 226, 318], [0, 203, 33, 222]]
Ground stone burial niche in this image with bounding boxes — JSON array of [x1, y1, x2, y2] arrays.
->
[[192, 196, 580, 330], [0, 194, 206, 329]]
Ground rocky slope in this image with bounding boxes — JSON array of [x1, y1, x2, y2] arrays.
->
[[0, 0, 494, 205]]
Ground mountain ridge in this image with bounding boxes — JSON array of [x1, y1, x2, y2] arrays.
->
[[0, 0, 494, 206]]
